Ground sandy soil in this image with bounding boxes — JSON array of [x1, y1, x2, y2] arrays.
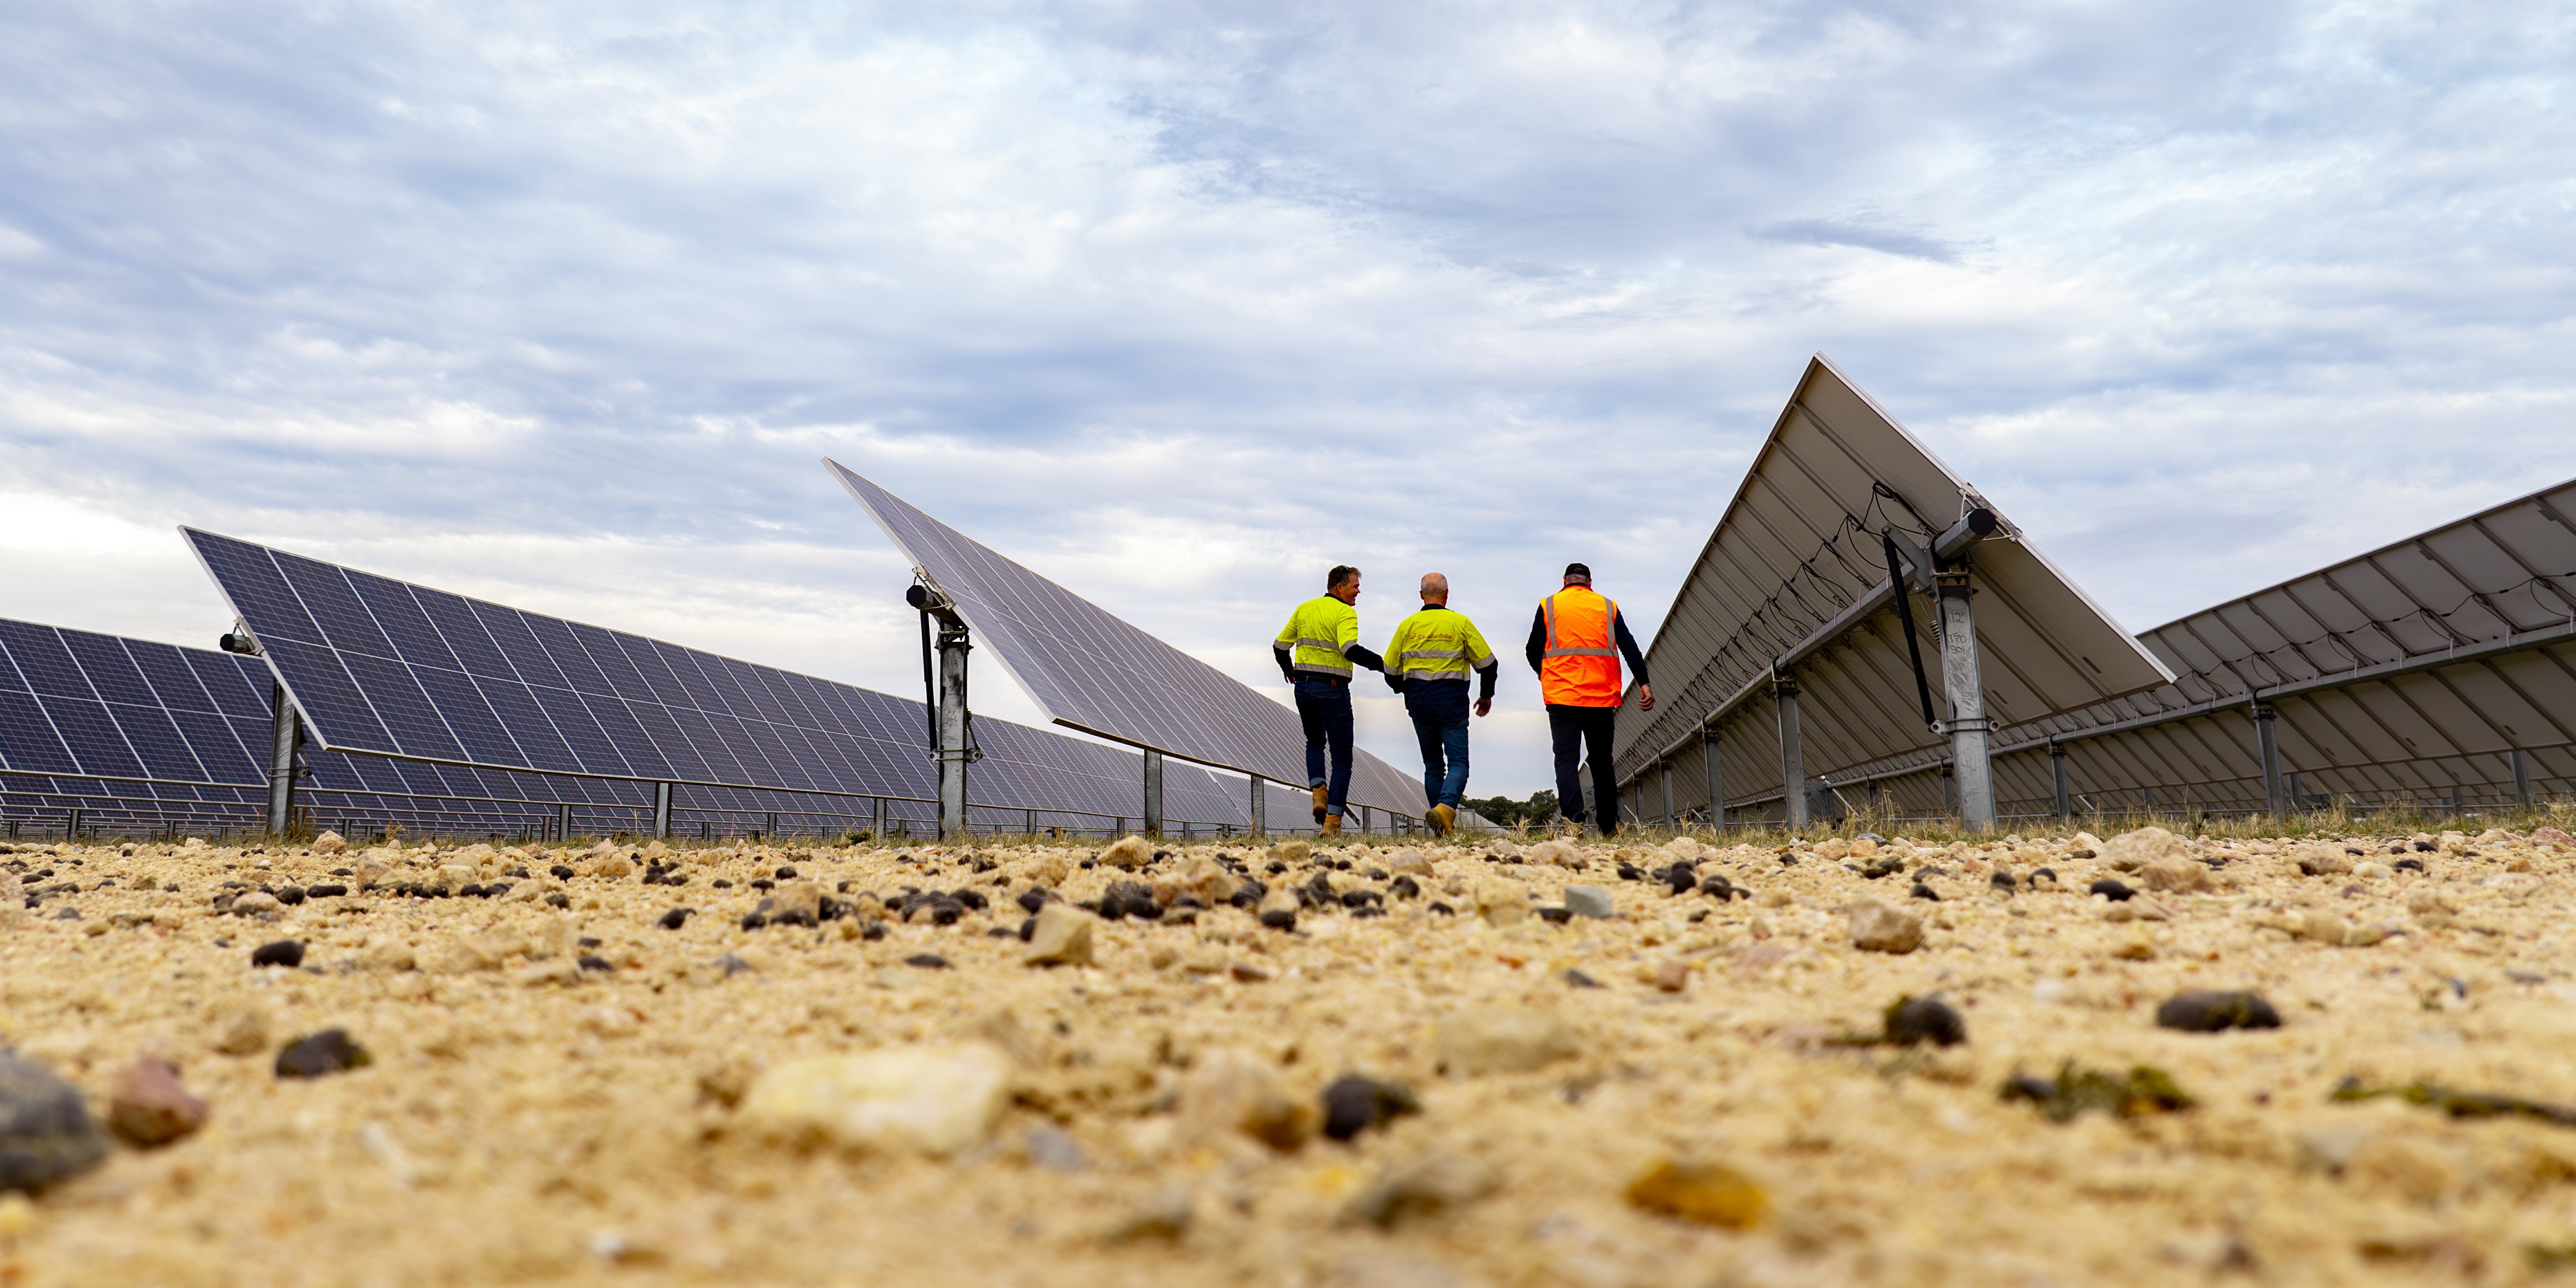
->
[[6, 823, 2576, 1287]]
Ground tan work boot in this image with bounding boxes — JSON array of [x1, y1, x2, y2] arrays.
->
[[1311, 784, 1329, 826], [1320, 813, 1343, 837], [1428, 804, 1456, 837]]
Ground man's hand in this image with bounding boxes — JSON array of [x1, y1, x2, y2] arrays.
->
[[1638, 684, 1655, 712], [1281, 671, 1299, 686], [1474, 696, 1492, 718], [1385, 671, 1405, 693]]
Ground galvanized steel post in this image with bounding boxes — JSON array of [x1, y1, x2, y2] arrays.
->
[[265, 683, 300, 836], [2051, 742, 2070, 818], [2254, 701, 2283, 814], [936, 620, 972, 841], [653, 782, 672, 839], [1935, 567, 1995, 830], [1143, 749, 1164, 839], [1773, 671, 1807, 828], [1248, 775, 1266, 837], [1659, 762, 1675, 825], [1702, 730, 1724, 829]]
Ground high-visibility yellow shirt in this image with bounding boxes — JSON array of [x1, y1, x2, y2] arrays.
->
[[1385, 606, 1495, 687], [1275, 595, 1362, 677]]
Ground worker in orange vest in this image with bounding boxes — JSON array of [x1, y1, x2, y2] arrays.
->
[[1525, 563, 1653, 835]]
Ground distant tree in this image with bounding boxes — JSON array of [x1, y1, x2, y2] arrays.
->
[[1464, 791, 1556, 828]]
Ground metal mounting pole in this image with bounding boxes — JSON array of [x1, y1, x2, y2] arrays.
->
[[265, 683, 300, 836], [1248, 775, 1266, 837], [2512, 748, 2532, 807], [2051, 742, 2070, 818], [1143, 749, 1164, 839], [1702, 730, 1724, 829], [2254, 701, 2282, 814], [557, 803, 572, 842], [1659, 763, 1675, 826], [1773, 671, 1807, 828], [653, 782, 672, 839], [1934, 567, 1995, 829], [936, 620, 972, 841]]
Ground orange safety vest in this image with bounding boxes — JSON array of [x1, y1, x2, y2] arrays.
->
[[1538, 586, 1624, 707]]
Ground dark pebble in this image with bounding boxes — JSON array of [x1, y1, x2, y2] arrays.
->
[[1260, 909, 1297, 932], [577, 955, 614, 972], [1909, 882, 1940, 901], [457, 884, 485, 898], [276, 886, 307, 906], [1321, 1074, 1421, 1142], [250, 939, 305, 969], [1427, 902, 1455, 916], [1862, 858, 1903, 880], [659, 908, 694, 930], [1019, 916, 1037, 941], [750, 879, 775, 891], [2394, 858, 2425, 873], [330, 868, 353, 877], [1664, 865, 1698, 896], [2088, 878, 2134, 902], [987, 926, 1016, 938], [549, 864, 574, 880], [740, 912, 767, 930], [2154, 991, 2282, 1033], [1265, 861, 1285, 875], [0, 1054, 110, 1192], [1389, 875, 1421, 899], [713, 878, 733, 888], [1536, 906, 1573, 924], [1699, 874, 1738, 900], [775, 867, 798, 879], [1017, 888, 1049, 914], [1990, 870, 2017, 892], [544, 892, 570, 909], [2413, 840, 2437, 852], [1884, 995, 1967, 1046], [904, 953, 951, 970], [1564, 969, 1603, 989], [275, 1029, 371, 1079], [1617, 863, 1644, 882], [860, 921, 886, 940], [306, 883, 348, 898]]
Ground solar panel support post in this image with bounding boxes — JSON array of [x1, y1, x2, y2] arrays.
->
[[265, 683, 300, 837], [1659, 763, 1675, 826], [1703, 730, 1724, 831], [67, 807, 83, 841], [652, 782, 672, 840], [557, 804, 572, 842], [2253, 701, 2283, 815], [2512, 748, 2532, 807], [1933, 569, 1996, 830], [1773, 671, 1807, 828], [2050, 742, 2070, 819], [1142, 750, 1164, 839], [1248, 775, 1266, 838], [935, 620, 973, 843], [872, 796, 886, 841]]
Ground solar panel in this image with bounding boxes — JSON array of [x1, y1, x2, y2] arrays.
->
[[174, 531, 1275, 834], [1611, 355, 2175, 821], [826, 461, 1426, 814], [1, 614, 1265, 840]]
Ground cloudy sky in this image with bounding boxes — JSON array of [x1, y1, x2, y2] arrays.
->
[[3, 0, 2570, 799]]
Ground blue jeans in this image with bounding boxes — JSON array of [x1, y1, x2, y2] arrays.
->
[[1294, 677, 1354, 818], [1413, 718, 1469, 808]]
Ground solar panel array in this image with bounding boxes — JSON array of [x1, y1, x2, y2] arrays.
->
[[827, 461, 1426, 814], [1, 611, 1257, 840], [1611, 355, 2175, 822], [1956, 477, 2576, 817]]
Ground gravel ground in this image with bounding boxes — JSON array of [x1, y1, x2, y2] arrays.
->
[[6, 822, 2576, 1287]]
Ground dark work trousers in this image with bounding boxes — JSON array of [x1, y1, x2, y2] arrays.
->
[[1412, 718, 1470, 808], [1295, 676, 1355, 818], [1546, 703, 1621, 834]]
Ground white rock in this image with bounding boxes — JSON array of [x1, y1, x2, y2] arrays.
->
[[743, 1044, 1013, 1157], [2100, 827, 2185, 872], [1846, 899, 1924, 954], [1438, 1006, 1577, 1076], [1023, 904, 1097, 966], [1561, 885, 1615, 919]]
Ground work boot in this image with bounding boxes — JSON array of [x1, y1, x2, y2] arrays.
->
[[1428, 804, 1456, 837], [1321, 813, 1343, 837], [1311, 784, 1329, 826]]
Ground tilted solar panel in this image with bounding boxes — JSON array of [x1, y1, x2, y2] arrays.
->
[[174, 531, 1271, 831], [826, 461, 1426, 814]]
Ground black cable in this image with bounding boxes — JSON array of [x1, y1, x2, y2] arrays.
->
[[918, 606, 937, 753], [1883, 533, 1939, 729]]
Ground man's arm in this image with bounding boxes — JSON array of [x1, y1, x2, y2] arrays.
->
[[1525, 605, 1547, 673], [1273, 643, 1297, 683], [1612, 611, 1650, 687], [1336, 605, 1387, 673], [1475, 659, 1499, 706]]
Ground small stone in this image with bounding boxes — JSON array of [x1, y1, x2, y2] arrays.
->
[[2155, 990, 2283, 1032], [1098, 836, 1153, 869], [659, 907, 693, 930], [208, 999, 271, 1055], [1561, 885, 1615, 919], [1343, 1151, 1498, 1228], [1472, 879, 1529, 927], [249, 939, 305, 969], [903, 953, 951, 969], [2139, 854, 2216, 893], [1022, 904, 1096, 967], [1650, 958, 1692, 992], [742, 1043, 1012, 1157], [1884, 995, 1966, 1046], [1266, 840, 1312, 866], [0, 1054, 109, 1190], [1020, 1124, 1088, 1173], [1845, 899, 1924, 954], [359, 940, 416, 972], [1321, 1074, 1421, 1141], [2100, 826, 2185, 872], [2533, 826, 2575, 851], [309, 830, 348, 854], [229, 890, 280, 916], [1178, 1049, 1313, 1150], [515, 959, 584, 988], [1384, 849, 1435, 877], [1104, 1185, 1196, 1242], [1437, 1006, 1578, 1076], [1563, 968, 1603, 988], [2088, 878, 2134, 901], [104, 1056, 206, 1148], [1625, 1159, 1766, 1229], [275, 1029, 371, 1079]]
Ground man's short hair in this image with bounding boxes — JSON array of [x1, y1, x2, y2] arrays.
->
[[1563, 562, 1592, 582], [1420, 572, 1449, 597], [1328, 565, 1361, 590]]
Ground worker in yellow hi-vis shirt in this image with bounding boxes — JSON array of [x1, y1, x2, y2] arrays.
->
[[1273, 565, 1390, 837], [1383, 572, 1498, 837]]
